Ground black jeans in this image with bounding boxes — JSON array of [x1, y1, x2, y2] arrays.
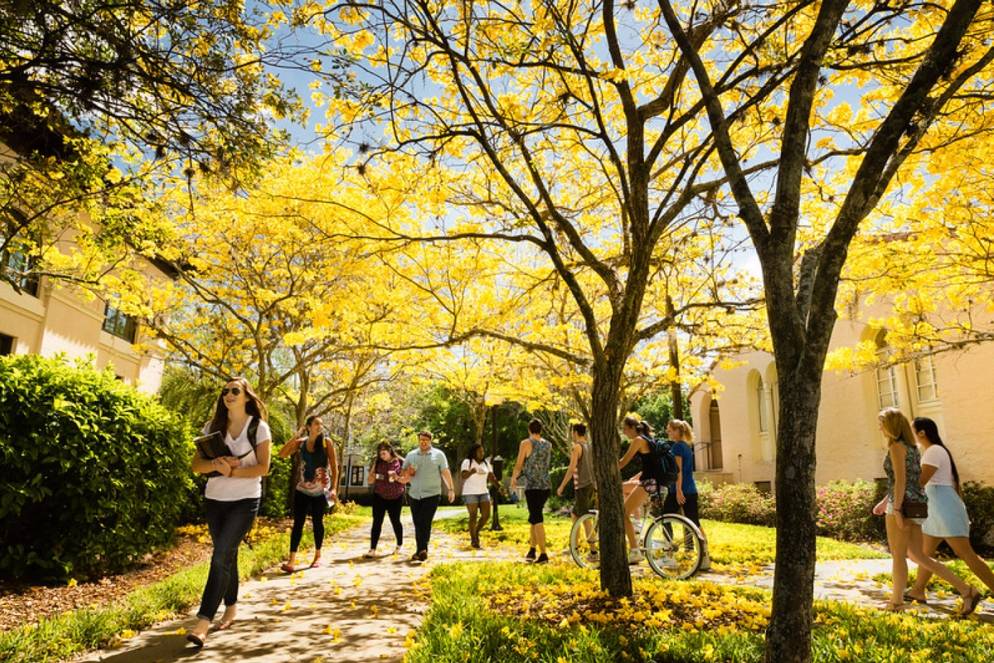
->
[[290, 490, 327, 553], [409, 494, 441, 553], [370, 492, 403, 549], [198, 498, 259, 622]]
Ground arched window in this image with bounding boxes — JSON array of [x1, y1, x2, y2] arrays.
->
[[757, 376, 768, 433]]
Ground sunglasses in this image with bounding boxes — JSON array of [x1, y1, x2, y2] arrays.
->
[[221, 387, 242, 397]]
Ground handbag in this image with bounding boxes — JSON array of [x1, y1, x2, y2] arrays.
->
[[901, 499, 928, 519]]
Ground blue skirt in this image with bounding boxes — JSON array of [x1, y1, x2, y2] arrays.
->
[[923, 484, 971, 539]]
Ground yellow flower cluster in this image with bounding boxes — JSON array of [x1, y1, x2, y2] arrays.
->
[[483, 576, 769, 635]]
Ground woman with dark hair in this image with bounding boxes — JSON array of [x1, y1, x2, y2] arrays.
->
[[905, 417, 994, 603], [187, 377, 272, 648], [364, 442, 405, 558], [278, 415, 338, 573], [460, 443, 495, 549], [510, 419, 552, 563]]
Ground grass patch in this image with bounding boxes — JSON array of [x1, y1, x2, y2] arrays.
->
[[0, 510, 369, 663], [437, 508, 885, 573], [407, 561, 994, 662]]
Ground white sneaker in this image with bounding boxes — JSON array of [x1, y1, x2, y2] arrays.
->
[[628, 549, 644, 565], [699, 552, 711, 571], [392, 545, 402, 556]]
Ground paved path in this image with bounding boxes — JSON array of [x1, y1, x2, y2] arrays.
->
[[75, 515, 993, 662], [703, 557, 993, 621], [75, 513, 499, 663]]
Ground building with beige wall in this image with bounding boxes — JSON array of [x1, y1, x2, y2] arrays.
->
[[0, 266, 170, 394], [689, 317, 994, 490]]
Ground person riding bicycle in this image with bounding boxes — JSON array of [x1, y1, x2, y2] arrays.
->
[[617, 415, 667, 565]]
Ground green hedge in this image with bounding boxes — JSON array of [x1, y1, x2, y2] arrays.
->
[[0, 355, 193, 581]]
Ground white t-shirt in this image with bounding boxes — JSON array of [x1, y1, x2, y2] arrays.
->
[[460, 459, 491, 495], [921, 444, 955, 486], [203, 417, 272, 501]]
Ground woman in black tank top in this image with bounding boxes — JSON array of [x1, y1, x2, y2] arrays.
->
[[617, 416, 656, 565]]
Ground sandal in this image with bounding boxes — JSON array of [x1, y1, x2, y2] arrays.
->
[[186, 631, 206, 648], [279, 562, 295, 574], [882, 601, 906, 612], [958, 588, 983, 618], [309, 559, 321, 568], [903, 591, 928, 604], [216, 607, 236, 631]]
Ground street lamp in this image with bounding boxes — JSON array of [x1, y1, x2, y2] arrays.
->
[[490, 455, 504, 531]]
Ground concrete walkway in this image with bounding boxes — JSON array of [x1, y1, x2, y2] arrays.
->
[[702, 557, 993, 621], [75, 513, 496, 663], [75, 516, 993, 662]]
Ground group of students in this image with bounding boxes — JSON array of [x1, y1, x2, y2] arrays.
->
[[183, 375, 991, 649], [875, 407, 993, 615]]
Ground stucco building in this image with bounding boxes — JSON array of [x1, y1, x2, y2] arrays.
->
[[0, 260, 172, 394], [689, 318, 994, 489]]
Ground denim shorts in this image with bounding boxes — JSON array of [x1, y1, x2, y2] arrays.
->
[[463, 492, 491, 505]]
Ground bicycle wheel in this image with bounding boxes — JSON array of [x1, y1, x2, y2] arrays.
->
[[644, 513, 703, 580], [569, 511, 600, 569]]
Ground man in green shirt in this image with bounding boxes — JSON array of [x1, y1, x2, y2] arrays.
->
[[401, 431, 455, 562]]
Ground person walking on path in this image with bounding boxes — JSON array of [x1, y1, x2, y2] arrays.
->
[[188, 377, 272, 648], [905, 416, 994, 604], [661, 419, 711, 571], [365, 442, 405, 558], [557, 422, 597, 555], [872, 407, 982, 614], [460, 443, 496, 548], [278, 415, 338, 573], [401, 431, 455, 562], [511, 419, 552, 564]]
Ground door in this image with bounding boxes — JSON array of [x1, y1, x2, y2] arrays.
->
[[708, 400, 723, 470]]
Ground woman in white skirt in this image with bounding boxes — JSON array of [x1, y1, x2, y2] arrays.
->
[[905, 417, 994, 606]]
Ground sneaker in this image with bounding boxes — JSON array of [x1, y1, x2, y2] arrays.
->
[[392, 545, 402, 556], [525, 547, 536, 561], [535, 553, 549, 564], [699, 552, 711, 572], [586, 549, 599, 562], [418, 550, 428, 562], [410, 552, 422, 563], [628, 549, 644, 565], [363, 549, 377, 559]]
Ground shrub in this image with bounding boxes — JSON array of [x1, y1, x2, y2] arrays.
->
[[962, 481, 994, 554], [815, 480, 887, 542], [0, 354, 193, 581], [699, 480, 776, 527]]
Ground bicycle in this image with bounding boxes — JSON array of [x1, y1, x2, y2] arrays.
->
[[568, 488, 706, 580]]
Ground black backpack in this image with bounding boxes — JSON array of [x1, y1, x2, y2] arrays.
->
[[644, 435, 679, 485]]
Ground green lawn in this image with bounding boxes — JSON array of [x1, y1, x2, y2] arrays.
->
[[406, 561, 994, 662], [436, 507, 885, 572]]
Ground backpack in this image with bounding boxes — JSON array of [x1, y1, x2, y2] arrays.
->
[[644, 435, 679, 485]]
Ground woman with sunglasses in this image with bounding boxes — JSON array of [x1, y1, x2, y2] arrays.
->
[[187, 378, 271, 648]]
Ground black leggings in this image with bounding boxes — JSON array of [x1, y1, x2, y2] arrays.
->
[[524, 489, 550, 525], [370, 493, 404, 549], [290, 490, 326, 553]]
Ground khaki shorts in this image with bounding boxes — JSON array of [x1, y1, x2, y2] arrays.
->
[[573, 485, 596, 517]]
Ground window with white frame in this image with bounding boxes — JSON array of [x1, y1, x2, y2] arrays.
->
[[875, 332, 900, 409], [914, 356, 939, 403], [757, 376, 768, 433]]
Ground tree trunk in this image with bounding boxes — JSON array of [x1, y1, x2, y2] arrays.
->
[[764, 363, 822, 663], [665, 295, 684, 421], [588, 363, 632, 597]]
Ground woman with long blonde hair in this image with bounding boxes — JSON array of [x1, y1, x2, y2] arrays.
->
[[871, 407, 981, 614]]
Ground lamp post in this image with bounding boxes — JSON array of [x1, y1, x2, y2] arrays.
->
[[490, 455, 504, 531]]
